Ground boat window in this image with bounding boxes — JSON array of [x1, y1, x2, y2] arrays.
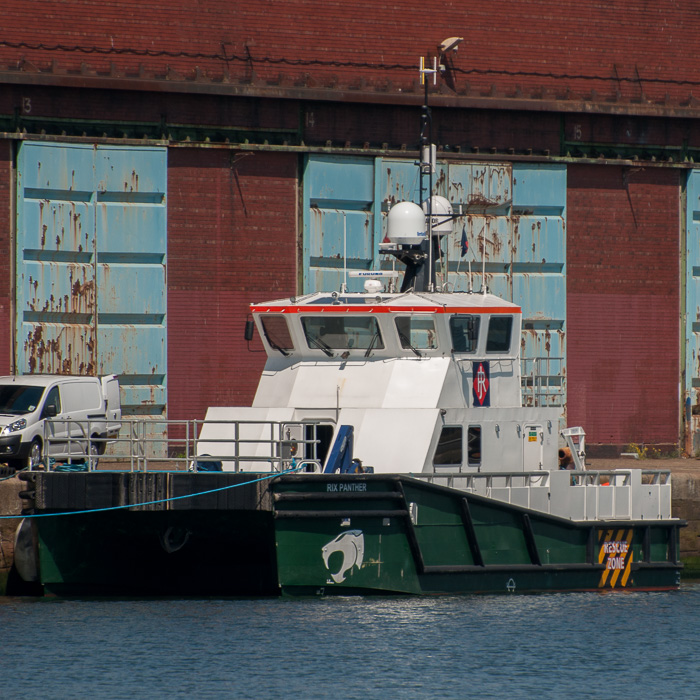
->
[[395, 315, 438, 351], [468, 426, 481, 466], [301, 316, 384, 351], [486, 316, 513, 353], [449, 315, 480, 353], [433, 426, 462, 466], [260, 315, 295, 354]]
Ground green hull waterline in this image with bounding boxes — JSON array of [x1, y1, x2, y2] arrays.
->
[[30, 474, 682, 597]]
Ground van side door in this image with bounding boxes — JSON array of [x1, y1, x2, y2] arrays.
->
[[41, 385, 69, 457]]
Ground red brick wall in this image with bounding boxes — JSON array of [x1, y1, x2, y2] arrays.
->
[[0, 141, 11, 374], [167, 148, 297, 420], [2, 1, 700, 105], [567, 164, 680, 450]]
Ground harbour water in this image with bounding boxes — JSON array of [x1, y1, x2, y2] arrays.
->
[[1, 585, 699, 699]]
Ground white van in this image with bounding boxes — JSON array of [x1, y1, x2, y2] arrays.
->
[[0, 375, 121, 469]]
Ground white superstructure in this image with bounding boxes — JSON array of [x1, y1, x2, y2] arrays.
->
[[200, 289, 561, 475]]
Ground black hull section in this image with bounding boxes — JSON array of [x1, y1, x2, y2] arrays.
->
[[38, 510, 279, 597]]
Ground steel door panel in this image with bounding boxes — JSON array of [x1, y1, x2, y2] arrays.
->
[[96, 147, 167, 196], [97, 326, 165, 375], [21, 261, 96, 318], [513, 164, 567, 408], [304, 155, 375, 292], [96, 265, 165, 315], [308, 208, 373, 261], [685, 170, 700, 412], [21, 322, 96, 375], [17, 144, 98, 377], [20, 142, 94, 191], [16, 142, 167, 416], [96, 204, 166, 255], [303, 155, 567, 408], [93, 145, 166, 413], [512, 273, 566, 319], [21, 198, 94, 255], [447, 164, 512, 210], [379, 158, 444, 206]]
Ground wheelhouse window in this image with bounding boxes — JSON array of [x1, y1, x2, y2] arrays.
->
[[468, 426, 481, 466], [433, 426, 462, 467], [301, 316, 384, 351], [450, 315, 480, 353], [395, 315, 438, 351], [260, 315, 295, 355], [486, 316, 513, 353]]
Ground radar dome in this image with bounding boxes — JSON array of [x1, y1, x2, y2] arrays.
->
[[363, 279, 384, 294], [387, 201, 427, 245], [422, 196, 453, 236]]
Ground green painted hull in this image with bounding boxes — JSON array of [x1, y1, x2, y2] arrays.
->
[[274, 475, 683, 595], [26, 472, 682, 597]]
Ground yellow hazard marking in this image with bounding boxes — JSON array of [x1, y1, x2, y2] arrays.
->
[[621, 551, 633, 587], [598, 528, 633, 588]]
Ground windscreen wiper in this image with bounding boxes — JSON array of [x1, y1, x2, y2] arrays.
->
[[307, 335, 334, 357], [398, 331, 422, 357], [266, 337, 290, 356], [364, 332, 381, 358]]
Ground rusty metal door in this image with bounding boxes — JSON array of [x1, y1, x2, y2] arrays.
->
[[511, 164, 567, 409], [16, 142, 167, 416], [378, 159, 566, 408], [303, 155, 566, 407], [303, 155, 376, 292], [685, 169, 700, 450]]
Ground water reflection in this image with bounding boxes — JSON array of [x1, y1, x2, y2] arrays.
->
[[1, 585, 699, 699]]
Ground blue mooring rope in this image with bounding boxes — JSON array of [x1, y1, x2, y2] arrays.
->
[[0, 465, 30, 483], [0, 465, 304, 520]]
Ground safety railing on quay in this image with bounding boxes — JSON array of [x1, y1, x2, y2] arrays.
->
[[38, 417, 327, 474]]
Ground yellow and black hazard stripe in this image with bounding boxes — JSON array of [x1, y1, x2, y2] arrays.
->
[[597, 528, 634, 589]]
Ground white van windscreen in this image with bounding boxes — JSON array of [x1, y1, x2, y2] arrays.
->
[[0, 385, 45, 414]]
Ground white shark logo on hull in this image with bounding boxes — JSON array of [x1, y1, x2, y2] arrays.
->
[[322, 530, 365, 583]]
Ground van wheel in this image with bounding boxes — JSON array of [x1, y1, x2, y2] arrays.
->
[[27, 439, 43, 470]]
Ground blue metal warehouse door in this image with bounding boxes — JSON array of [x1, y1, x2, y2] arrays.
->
[[512, 164, 567, 409], [303, 155, 567, 408], [685, 169, 700, 448], [16, 142, 167, 416], [303, 155, 376, 293]]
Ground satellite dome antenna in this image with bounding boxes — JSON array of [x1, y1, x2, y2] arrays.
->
[[419, 38, 463, 291], [381, 39, 464, 293]]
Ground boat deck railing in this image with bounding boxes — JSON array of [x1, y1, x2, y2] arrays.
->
[[521, 356, 565, 408], [38, 417, 327, 473], [418, 469, 673, 521], [34, 418, 673, 521]]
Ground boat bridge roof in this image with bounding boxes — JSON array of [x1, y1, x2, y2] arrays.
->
[[251, 291, 521, 315]]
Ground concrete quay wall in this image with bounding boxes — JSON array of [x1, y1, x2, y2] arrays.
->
[[0, 473, 23, 594]]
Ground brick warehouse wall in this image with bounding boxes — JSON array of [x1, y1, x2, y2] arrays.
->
[[566, 164, 680, 452], [3, 1, 700, 106], [0, 141, 11, 375], [167, 148, 297, 421], [0, 0, 698, 449]]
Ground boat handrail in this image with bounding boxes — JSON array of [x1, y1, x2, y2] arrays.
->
[[39, 417, 333, 473], [414, 468, 673, 521]]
